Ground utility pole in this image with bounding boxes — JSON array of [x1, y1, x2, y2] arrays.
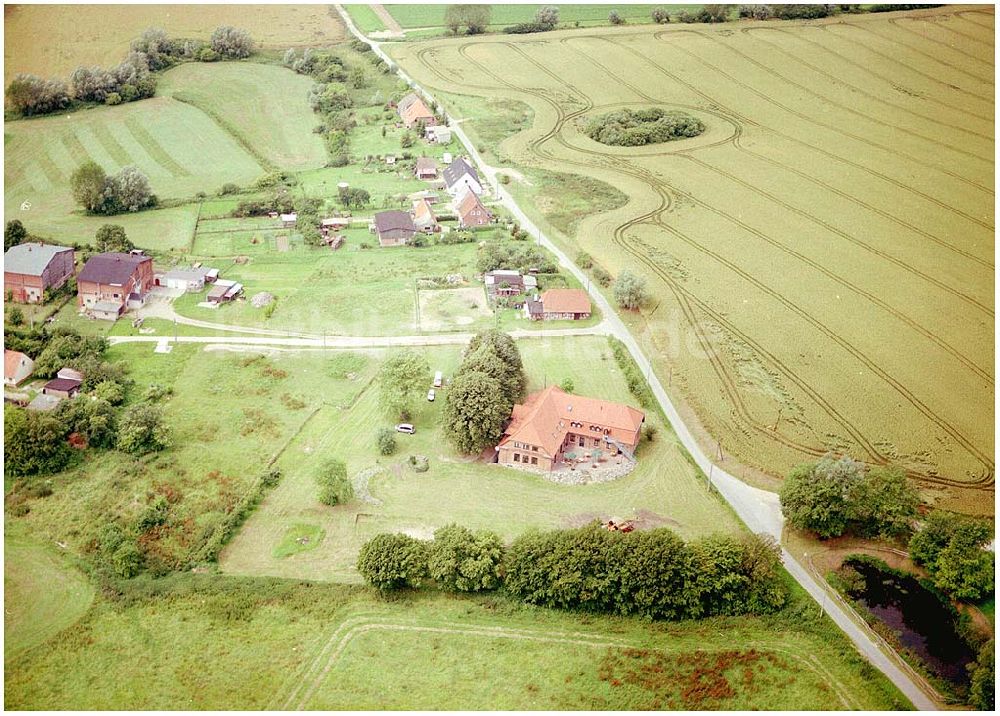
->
[[708, 462, 714, 492]]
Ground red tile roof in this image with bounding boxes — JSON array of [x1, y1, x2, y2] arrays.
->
[[499, 385, 644, 456], [540, 288, 590, 315]]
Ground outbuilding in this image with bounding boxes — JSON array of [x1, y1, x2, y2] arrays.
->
[[43, 377, 82, 399]]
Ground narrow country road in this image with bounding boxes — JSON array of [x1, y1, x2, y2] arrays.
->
[[332, 5, 939, 710]]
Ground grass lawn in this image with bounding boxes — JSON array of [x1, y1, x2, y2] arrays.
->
[[220, 335, 741, 583], [175, 242, 484, 336], [344, 4, 387, 33], [3, 521, 95, 662], [2, 571, 910, 710], [159, 63, 328, 172], [272, 523, 326, 559]]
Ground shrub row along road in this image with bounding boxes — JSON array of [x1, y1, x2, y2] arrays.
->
[[333, 4, 938, 710]]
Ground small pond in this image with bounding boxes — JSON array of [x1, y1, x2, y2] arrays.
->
[[846, 558, 976, 688]]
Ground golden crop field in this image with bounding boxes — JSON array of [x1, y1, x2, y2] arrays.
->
[[390, 6, 995, 512], [3, 4, 344, 83]]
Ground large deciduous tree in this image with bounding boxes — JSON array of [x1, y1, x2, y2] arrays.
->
[[210, 26, 254, 58], [315, 457, 354, 506], [5, 219, 27, 251], [443, 370, 509, 454], [94, 224, 134, 253], [613, 270, 648, 310], [357, 533, 429, 590], [70, 161, 110, 213], [377, 350, 430, 420], [910, 511, 994, 601], [428, 524, 504, 592]]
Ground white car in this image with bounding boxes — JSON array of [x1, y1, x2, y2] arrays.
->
[[427, 389, 436, 402], [395, 423, 415, 434]]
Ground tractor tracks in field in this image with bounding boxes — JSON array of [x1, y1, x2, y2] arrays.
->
[[434, 38, 995, 489], [268, 611, 853, 711], [599, 35, 996, 246], [651, 30, 993, 197], [887, 16, 995, 68], [818, 22, 993, 103]]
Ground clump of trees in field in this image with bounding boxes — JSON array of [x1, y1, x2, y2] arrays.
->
[[444, 330, 526, 454], [584, 108, 704, 147], [506, 5, 559, 33], [5, 26, 254, 117], [444, 4, 492, 35], [357, 522, 789, 620], [909, 511, 994, 602], [779, 455, 919, 539], [70, 161, 155, 215]]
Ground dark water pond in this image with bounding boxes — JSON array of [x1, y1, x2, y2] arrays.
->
[[848, 559, 975, 687]]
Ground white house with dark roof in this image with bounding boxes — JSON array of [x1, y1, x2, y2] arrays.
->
[[443, 157, 483, 198]]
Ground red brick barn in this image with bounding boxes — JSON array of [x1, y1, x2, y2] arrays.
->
[[3, 242, 75, 303], [77, 252, 154, 320]]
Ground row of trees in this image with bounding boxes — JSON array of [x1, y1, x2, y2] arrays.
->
[[357, 522, 789, 621], [5, 26, 253, 117], [443, 330, 526, 454], [70, 161, 155, 215]]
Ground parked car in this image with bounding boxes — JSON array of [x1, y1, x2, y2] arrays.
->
[[395, 423, 415, 434], [427, 388, 436, 402], [433, 371, 443, 388]]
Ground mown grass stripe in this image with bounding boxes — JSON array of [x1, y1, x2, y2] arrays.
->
[[171, 92, 275, 172], [34, 148, 64, 187], [59, 129, 93, 166], [124, 116, 192, 178], [90, 121, 133, 166]]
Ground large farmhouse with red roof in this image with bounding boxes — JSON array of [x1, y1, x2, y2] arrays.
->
[[496, 386, 644, 472], [77, 252, 154, 320]]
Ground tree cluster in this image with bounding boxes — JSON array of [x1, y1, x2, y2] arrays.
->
[[70, 161, 155, 215], [5, 219, 27, 251], [780, 455, 919, 539], [909, 511, 994, 602], [444, 4, 492, 35], [284, 48, 359, 166], [443, 330, 526, 454], [677, 5, 734, 22], [210, 26, 254, 58], [476, 240, 556, 274], [584, 108, 705, 147], [3, 327, 170, 478], [94, 224, 135, 253]]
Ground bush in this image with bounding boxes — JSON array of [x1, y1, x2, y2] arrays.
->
[[8, 306, 24, 326], [197, 47, 220, 62], [575, 251, 594, 269], [116, 404, 170, 455], [608, 10, 625, 24], [614, 270, 648, 310], [357, 533, 429, 590], [315, 458, 354, 506], [376, 427, 397, 456], [3, 408, 72, 478], [652, 7, 670, 23], [592, 265, 612, 287], [428, 524, 504, 592], [218, 182, 241, 196], [560, 377, 575, 393], [104, 92, 122, 106], [210, 26, 253, 58], [5, 74, 71, 116], [968, 641, 995, 710]]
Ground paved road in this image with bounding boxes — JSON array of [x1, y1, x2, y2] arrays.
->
[[333, 6, 939, 709]]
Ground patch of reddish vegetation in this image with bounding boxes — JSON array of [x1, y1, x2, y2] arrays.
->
[[597, 646, 796, 709]]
